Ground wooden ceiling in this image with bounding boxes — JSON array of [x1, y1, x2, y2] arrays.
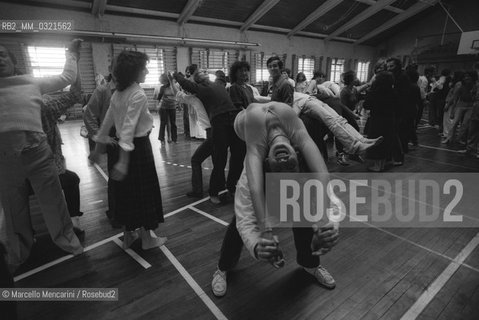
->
[[2, 0, 464, 45]]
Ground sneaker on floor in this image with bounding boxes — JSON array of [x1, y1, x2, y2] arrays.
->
[[212, 269, 227, 297], [210, 196, 221, 205], [336, 153, 349, 166], [71, 216, 84, 233], [304, 265, 336, 289], [393, 161, 403, 166]]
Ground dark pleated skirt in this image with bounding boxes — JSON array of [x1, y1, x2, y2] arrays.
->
[[111, 135, 164, 231]]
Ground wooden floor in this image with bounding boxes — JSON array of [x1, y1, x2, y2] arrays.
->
[[11, 115, 479, 320]]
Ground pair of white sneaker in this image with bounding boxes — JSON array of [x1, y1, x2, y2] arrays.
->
[[211, 265, 336, 297]]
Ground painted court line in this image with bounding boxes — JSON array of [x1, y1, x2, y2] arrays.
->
[[89, 200, 104, 205], [418, 144, 463, 153], [14, 254, 74, 282], [360, 221, 479, 274], [189, 206, 229, 226], [405, 154, 478, 171], [112, 238, 152, 269], [14, 233, 123, 282], [400, 232, 479, 320], [15, 174, 227, 282], [160, 245, 228, 320], [93, 162, 109, 181]]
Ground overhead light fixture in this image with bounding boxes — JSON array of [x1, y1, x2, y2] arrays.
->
[[34, 29, 261, 47]]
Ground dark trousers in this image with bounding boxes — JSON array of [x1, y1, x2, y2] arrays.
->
[[106, 143, 117, 220], [416, 99, 427, 128], [209, 112, 246, 196], [159, 108, 177, 142], [217, 216, 320, 271], [182, 103, 190, 137], [467, 120, 479, 152], [299, 114, 329, 159], [0, 244, 17, 320], [58, 170, 82, 217], [191, 128, 213, 194], [392, 118, 404, 162]]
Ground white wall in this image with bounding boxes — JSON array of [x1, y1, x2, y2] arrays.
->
[[2, 2, 377, 74]]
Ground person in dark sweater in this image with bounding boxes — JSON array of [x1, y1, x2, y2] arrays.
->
[[173, 69, 246, 204], [386, 57, 409, 165], [363, 71, 398, 172]]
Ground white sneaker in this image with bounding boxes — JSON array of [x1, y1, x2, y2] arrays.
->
[[211, 269, 227, 297], [210, 196, 221, 205], [72, 216, 84, 233], [304, 265, 336, 289]]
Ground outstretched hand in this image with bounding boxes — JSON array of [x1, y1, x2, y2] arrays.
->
[[311, 222, 339, 256], [67, 39, 83, 60]]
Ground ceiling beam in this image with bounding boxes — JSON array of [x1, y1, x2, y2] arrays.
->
[[355, 0, 404, 14], [29, 0, 91, 9], [92, 0, 107, 17], [355, 0, 439, 44], [106, 5, 179, 19], [178, 0, 202, 26], [325, 0, 396, 40], [287, 0, 343, 38], [104, 4, 356, 43], [240, 0, 280, 32]]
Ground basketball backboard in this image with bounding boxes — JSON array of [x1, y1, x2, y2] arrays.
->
[[458, 30, 479, 55]]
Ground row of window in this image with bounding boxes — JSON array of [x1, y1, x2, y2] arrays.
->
[[254, 55, 370, 84], [25, 44, 370, 88]]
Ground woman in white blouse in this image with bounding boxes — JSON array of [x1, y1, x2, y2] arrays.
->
[[91, 50, 166, 250]]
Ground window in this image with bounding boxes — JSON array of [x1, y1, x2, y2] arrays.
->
[[357, 61, 370, 82], [27, 46, 66, 78], [199, 50, 229, 80], [143, 50, 164, 88], [112, 45, 171, 88], [26, 42, 96, 94], [253, 53, 272, 83], [330, 58, 345, 83], [297, 57, 315, 81]]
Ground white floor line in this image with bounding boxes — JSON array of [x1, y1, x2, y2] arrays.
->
[[14, 233, 123, 282], [15, 184, 227, 282], [164, 190, 227, 218], [188, 206, 229, 226], [360, 221, 479, 274], [14, 254, 74, 282], [112, 238, 152, 269], [418, 144, 462, 153], [405, 154, 478, 171], [400, 232, 479, 320], [160, 245, 228, 320], [93, 163, 109, 181], [89, 200, 104, 205]]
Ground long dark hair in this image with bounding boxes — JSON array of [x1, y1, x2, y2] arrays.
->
[[113, 50, 149, 91]]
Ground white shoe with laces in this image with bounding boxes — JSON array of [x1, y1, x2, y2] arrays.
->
[[304, 265, 336, 289], [211, 269, 227, 297]]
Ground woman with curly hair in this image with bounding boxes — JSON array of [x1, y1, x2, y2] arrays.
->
[[91, 50, 166, 250]]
